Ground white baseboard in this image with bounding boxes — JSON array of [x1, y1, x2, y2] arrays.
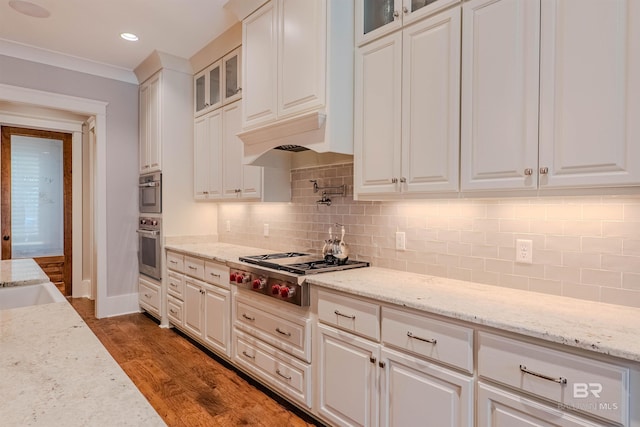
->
[[100, 292, 141, 318], [72, 279, 92, 299]]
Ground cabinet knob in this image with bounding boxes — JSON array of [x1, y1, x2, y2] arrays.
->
[[400, 177, 406, 183], [540, 167, 549, 175], [391, 178, 398, 184], [524, 168, 533, 176], [236, 87, 242, 94], [403, 6, 408, 14], [2, 235, 9, 241], [393, 10, 399, 18]]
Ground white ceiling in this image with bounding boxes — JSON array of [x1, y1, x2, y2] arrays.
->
[[0, 0, 239, 82]]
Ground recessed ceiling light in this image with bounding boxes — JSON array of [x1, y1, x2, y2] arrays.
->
[[9, 0, 51, 18], [120, 33, 139, 42]]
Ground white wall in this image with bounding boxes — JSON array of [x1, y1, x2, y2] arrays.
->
[[0, 54, 139, 302]]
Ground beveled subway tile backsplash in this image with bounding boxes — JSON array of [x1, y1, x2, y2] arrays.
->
[[218, 163, 640, 309]]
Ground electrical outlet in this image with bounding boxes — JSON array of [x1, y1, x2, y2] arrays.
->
[[225, 220, 231, 232], [263, 223, 269, 237], [395, 231, 406, 251], [516, 239, 533, 264]]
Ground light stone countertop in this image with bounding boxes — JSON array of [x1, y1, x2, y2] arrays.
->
[[0, 259, 50, 287], [0, 301, 166, 426]]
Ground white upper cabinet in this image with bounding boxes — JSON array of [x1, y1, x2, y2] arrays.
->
[[139, 72, 161, 173], [194, 60, 222, 117], [242, 0, 326, 128], [356, 0, 460, 46], [194, 109, 223, 199], [355, 7, 461, 199], [222, 47, 243, 105], [461, 0, 640, 192], [460, 0, 540, 191], [538, 0, 640, 188]]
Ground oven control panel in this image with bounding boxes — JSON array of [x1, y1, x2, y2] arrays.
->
[[229, 269, 305, 306]]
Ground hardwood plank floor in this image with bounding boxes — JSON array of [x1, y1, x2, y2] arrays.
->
[[70, 298, 324, 427]]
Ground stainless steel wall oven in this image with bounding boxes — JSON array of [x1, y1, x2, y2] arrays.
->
[[139, 172, 161, 213], [137, 217, 161, 280]]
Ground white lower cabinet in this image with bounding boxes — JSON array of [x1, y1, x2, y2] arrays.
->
[[380, 347, 473, 427], [477, 382, 604, 427], [233, 290, 312, 408], [183, 277, 231, 358], [138, 276, 161, 318], [317, 323, 380, 427]]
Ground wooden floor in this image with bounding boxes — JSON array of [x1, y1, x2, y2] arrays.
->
[[70, 298, 324, 427]]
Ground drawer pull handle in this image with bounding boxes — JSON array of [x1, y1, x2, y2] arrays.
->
[[407, 331, 437, 344], [242, 351, 255, 360], [275, 327, 291, 337], [334, 310, 356, 320], [188, 266, 197, 270], [169, 309, 177, 314], [210, 272, 221, 278], [169, 260, 178, 264], [144, 293, 151, 298], [276, 369, 292, 380], [242, 313, 255, 321], [519, 365, 567, 384], [169, 283, 177, 288]]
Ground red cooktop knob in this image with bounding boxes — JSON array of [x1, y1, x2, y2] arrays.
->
[[236, 273, 247, 284], [280, 286, 295, 299], [271, 284, 281, 295], [229, 272, 237, 282], [252, 278, 265, 290]]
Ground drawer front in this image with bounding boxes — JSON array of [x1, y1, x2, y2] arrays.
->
[[317, 289, 380, 341], [234, 331, 311, 408], [236, 301, 308, 360], [184, 255, 205, 280], [167, 296, 184, 326], [166, 251, 184, 273], [204, 260, 228, 289], [139, 279, 160, 312], [478, 332, 628, 425], [382, 306, 473, 373], [167, 271, 184, 299]]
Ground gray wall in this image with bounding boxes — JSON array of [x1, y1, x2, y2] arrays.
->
[[0, 54, 139, 298]]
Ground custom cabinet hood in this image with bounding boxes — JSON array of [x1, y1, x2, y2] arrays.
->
[[238, 0, 354, 168]]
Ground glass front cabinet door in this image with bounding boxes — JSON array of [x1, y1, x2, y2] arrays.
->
[[356, 0, 460, 46], [222, 47, 242, 105], [194, 60, 222, 117]]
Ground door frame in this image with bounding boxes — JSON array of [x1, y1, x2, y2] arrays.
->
[[1, 126, 73, 295]]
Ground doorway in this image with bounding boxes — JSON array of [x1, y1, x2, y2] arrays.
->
[[1, 126, 72, 295]]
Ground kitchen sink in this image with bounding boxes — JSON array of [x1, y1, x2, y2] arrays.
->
[[0, 282, 66, 310]]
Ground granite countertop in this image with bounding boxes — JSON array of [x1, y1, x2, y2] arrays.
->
[[0, 302, 165, 426], [0, 259, 50, 287], [165, 242, 640, 364]]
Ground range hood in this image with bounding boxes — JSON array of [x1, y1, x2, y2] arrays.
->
[[237, 110, 354, 169]]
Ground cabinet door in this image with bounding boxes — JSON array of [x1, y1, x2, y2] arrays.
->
[[477, 382, 603, 427], [139, 82, 150, 173], [401, 7, 460, 194], [194, 110, 223, 199], [401, 0, 461, 27], [277, 0, 326, 118], [318, 324, 379, 427], [460, 0, 540, 191], [193, 115, 209, 199], [538, 0, 640, 188], [223, 47, 243, 105], [354, 31, 403, 197], [356, 0, 403, 46], [222, 101, 244, 198], [183, 280, 203, 338], [140, 73, 162, 173], [242, 1, 278, 128], [380, 347, 473, 427], [203, 285, 231, 357]]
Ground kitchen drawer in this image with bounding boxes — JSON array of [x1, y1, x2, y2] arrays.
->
[[317, 289, 380, 341], [167, 271, 184, 299], [236, 300, 310, 362], [204, 260, 228, 289], [234, 330, 311, 408], [166, 251, 184, 273], [167, 295, 184, 326], [139, 278, 160, 314], [478, 332, 628, 425], [382, 306, 473, 373], [184, 255, 205, 281], [478, 382, 605, 427]]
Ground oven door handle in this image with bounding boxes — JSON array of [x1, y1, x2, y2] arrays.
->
[[136, 229, 160, 236], [139, 182, 159, 188]]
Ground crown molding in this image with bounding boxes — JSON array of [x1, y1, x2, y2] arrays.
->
[[0, 38, 139, 84]]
